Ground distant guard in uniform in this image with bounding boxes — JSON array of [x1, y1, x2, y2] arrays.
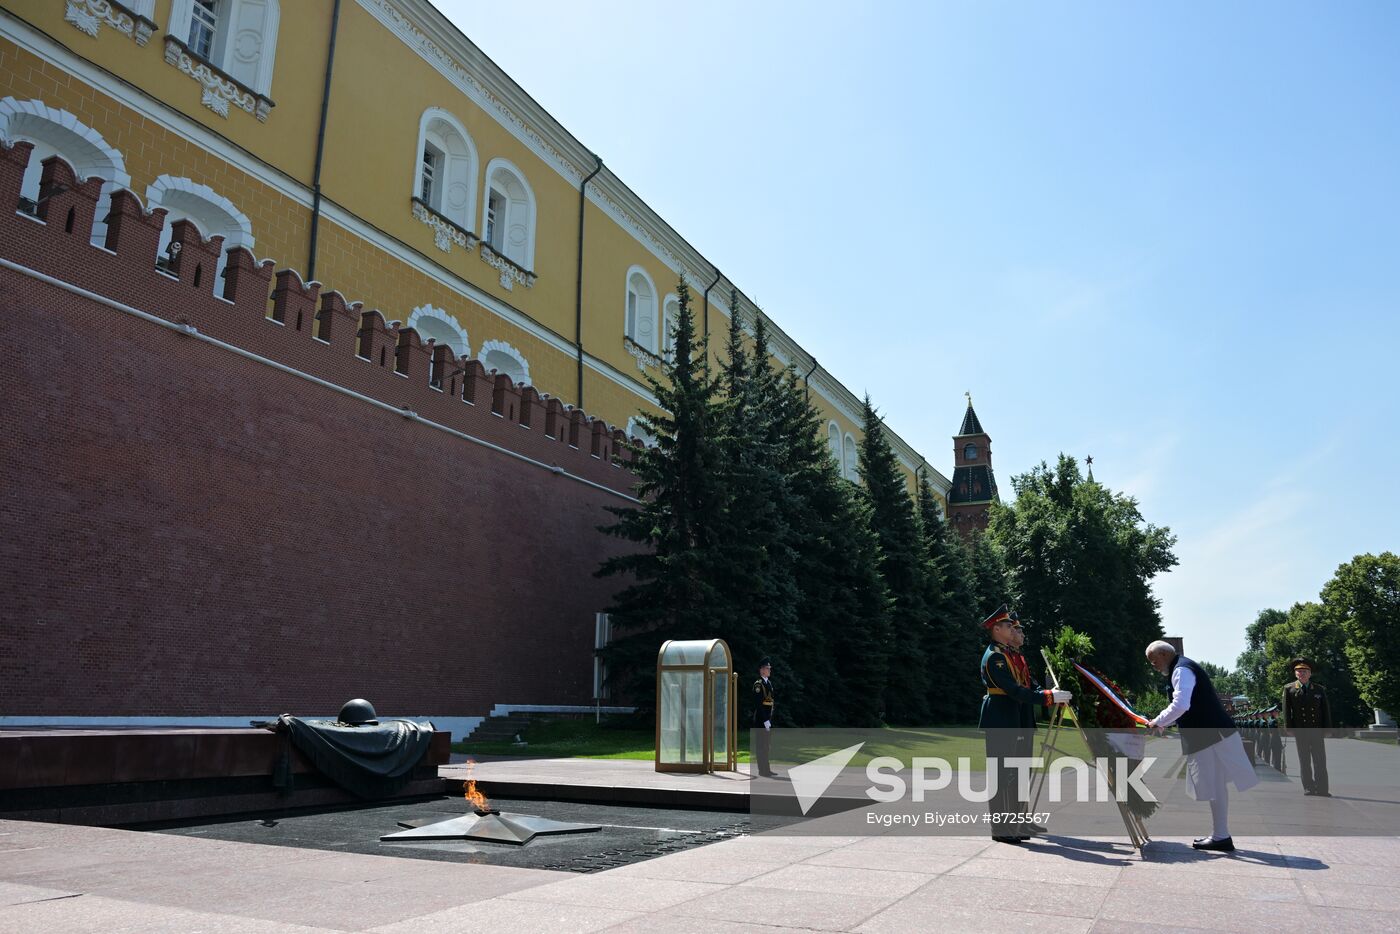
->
[[1267, 711, 1283, 770], [979, 605, 1071, 843], [1283, 658, 1331, 796], [752, 657, 779, 778]]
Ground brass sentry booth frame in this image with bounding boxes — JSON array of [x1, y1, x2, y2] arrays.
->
[[654, 639, 738, 773]]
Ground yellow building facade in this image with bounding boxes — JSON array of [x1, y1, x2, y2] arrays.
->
[[2, 0, 948, 500]]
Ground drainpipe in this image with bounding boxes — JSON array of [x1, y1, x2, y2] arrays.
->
[[803, 355, 818, 401], [702, 267, 720, 371], [305, 0, 342, 283], [575, 155, 603, 409]]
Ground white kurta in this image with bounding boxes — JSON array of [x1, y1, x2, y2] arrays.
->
[[1155, 662, 1260, 801], [1185, 731, 1259, 801]]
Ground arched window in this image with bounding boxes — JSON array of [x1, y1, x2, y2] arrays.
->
[[146, 175, 253, 296], [827, 422, 841, 465], [624, 267, 658, 352], [479, 339, 530, 386], [413, 108, 477, 231], [406, 305, 470, 358], [843, 433, 858, 483], [625, 416, 656, 447], [168, 0, 281, 96], [1, 97, 130, 246], [964, 443, 978, 461], [661, 294, 680, 361], [481, 159, 535, 270]]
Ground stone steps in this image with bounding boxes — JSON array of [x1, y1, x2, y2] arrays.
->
[[461, 714, 535, 744]]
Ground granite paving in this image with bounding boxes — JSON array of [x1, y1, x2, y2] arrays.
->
[[2, 752, 1399, 932]]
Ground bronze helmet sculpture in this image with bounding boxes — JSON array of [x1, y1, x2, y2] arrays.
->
[[337, 698, 379, 726]]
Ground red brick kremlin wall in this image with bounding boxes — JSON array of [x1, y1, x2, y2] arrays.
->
[[0, 143, 637, 720]]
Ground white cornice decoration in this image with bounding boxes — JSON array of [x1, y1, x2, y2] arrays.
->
[[360, 0, 582, 184], [163, 36, 270, 122], [411, 199, 475, 254], [479, 243, 535, 291], [589, 185, 681, 272], [65, 0, 153, 45], [624, 338, 659, 373]]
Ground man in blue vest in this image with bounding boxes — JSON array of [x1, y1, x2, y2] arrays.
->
[[1145, 640, 1259, 852], [979, 605, 1071, 843]]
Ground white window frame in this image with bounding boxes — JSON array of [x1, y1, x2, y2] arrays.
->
[[189, 0, 219, 59], [624, 266, 658, 353], [412, 108, 478, 231], [843, 433, 859, 483], [485, 189, 503, 247], [480, 158, 536, 271], [661, 294, 680, 361], [167, 0, 281, 96], [827, 421, 842, 466], [419, 143, 439, 208]]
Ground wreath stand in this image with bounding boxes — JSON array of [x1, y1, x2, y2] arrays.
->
[[1028, 650, 1151, 851]]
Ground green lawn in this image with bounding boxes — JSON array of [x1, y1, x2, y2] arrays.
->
[[453, 717, 1099, 767]]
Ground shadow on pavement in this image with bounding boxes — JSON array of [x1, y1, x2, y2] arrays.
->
[[1140, 839, 1328, 871], [1024, 835, 1136, 865]]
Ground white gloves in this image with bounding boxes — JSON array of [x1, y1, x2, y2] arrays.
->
[[1051, 690, 1073, 704], [764, 721, 772, 730]]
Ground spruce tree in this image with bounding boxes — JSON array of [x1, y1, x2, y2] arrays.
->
[[858, 397, 933, 724], [597, 277, 730, 707], [918, 471, 984, 723], [710, 297, 799, 700], [762, 367, 890, 725]]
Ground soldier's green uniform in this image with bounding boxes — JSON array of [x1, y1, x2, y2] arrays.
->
[[978, 606, 1055, 842], [1282, 658, 1331, 796], [1267, 713, 1283, 770], [978, 642, 1051, 729]]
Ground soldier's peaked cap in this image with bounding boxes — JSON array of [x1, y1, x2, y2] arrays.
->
[[758, 657, 772, 668], [1291, 657, 1315, 671], [981, 605, 1014, 629]]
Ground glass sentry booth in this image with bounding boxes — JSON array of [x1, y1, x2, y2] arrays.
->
[[655, 639, 737, 773]]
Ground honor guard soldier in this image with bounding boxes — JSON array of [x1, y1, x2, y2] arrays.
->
[[1282, 658, 1332, 796], [1267, 710, 1283, 770], [979, 605, 1071, 843], [752, 657, 779, 778]]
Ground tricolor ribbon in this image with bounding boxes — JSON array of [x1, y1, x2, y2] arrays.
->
[[1072, 661, 1152, 726]]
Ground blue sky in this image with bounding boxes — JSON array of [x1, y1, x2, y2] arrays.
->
[[441, 0, 1400, 669]]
